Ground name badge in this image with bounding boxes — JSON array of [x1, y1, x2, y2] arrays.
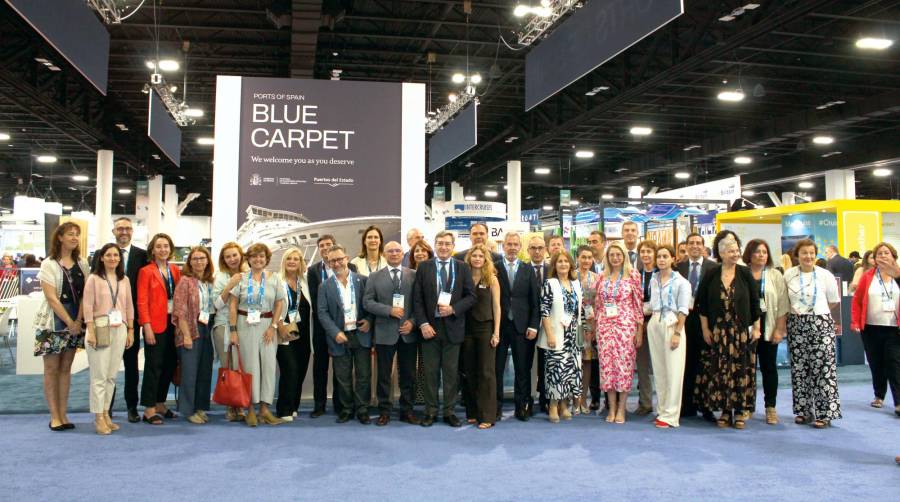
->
[[759, 299, 767, 313], [392, 294, 404, 308], [108, 309, 123, 327], [604, 303, 619, 318], [247, 309, 261, 324], [289, 310, 300, 324], [561, 313, 573, 328], [198, 311, 210, 325], [663, 311, 677, 327], [583, 304, 594, 320], [438, 291, 452, 307], [882, 293, 894, 312], [344, 308, 357, 331], [167, 300, 174, 314]]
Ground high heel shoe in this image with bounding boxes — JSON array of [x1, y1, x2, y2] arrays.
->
[[559, 399, 572, 421], [245, 409, 258, 427], [95, 417, 111, 436], [548, 400, 560, 423], [103, 413, 119, 431], [258, 408, 285, 425]]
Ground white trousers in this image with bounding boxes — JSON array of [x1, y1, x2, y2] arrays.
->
[[236, 318, 278, 405], [85, 324, 127, 414], [647, 313, 686, 427]]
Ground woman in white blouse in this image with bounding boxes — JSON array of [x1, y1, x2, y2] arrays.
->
[[350, 225, 388, 277], [212, 242, 248, 422], [784, 239, 842, 428], [646, 245, 692, 428]]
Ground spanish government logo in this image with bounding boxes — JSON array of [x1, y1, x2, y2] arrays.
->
[[250, 173, 262, 186]]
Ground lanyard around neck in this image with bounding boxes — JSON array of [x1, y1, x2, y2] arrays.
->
[[246, 271, 266, 307]]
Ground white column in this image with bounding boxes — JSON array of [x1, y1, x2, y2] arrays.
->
[[824, 169, 855, 200], [506, 160, 521, 224], [94, 150, 114, 243], [164, 184, 178, 241], [451, 181, 464, 201], [147, 175, 163, 237]]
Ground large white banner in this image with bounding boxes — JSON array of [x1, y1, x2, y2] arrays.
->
[[645, 176, 741, 202]]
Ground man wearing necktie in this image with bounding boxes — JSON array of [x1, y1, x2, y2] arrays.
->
[[413, 231, 476, 427], [676, 232, 716, 420], [106, 217, 147, 423], [363, 241, 420, 426], [494, 233, 541, 421], [526, 236, 552, 414], [622, 221, 641, 268]]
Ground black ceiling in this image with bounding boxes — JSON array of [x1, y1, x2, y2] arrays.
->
[[0, 0, 898, 217]]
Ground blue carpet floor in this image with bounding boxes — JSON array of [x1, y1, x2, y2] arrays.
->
[[1, 377, 898, 501]]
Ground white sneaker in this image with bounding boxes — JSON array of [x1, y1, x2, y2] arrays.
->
[[292, 411, 298, 418], [280, 415, 294, 422]]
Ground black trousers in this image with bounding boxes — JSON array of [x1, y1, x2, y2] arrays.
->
[[589, 356, 601, 403], [332, 332, 371, 416], [681, 310, 706, 415], [109, 325, 142, 412], [421, 319, 460, 417], [862, 324, 900, 405], [495, 318, 537, 411], [312, 324, 343, 414], [756, 338, 779, 408], [140, 323, 176, 408], [375, 340, 418, 413], [462, 319, 497, 423], [276, 333, 312, 417], [537, 347, 548, 410]]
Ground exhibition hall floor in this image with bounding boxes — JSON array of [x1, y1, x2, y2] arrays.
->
[[1, 367, 897, 501]]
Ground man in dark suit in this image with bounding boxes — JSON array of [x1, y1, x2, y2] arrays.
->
[[316, 245, 373, 424], [677, 232, 717, 420], [413, 230, 476, 427], [453, 222, 502, 262], [622, 220, 641, 267], [825, 245, 855, 284], [307, 234, 357, 417], [107, 217, 148, 423], [494, 232, 541, 421], [526, 235, 551, 414], [363, 241, 420, 426]]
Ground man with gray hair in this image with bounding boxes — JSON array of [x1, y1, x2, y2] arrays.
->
[[401, 228, 423, 268]]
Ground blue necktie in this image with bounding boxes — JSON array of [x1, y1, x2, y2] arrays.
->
[[689, 261, 700, 295]]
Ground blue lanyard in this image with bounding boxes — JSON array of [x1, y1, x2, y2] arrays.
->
[[577, 269, 594, 290], [246, 271, 266, 308], [876, 268, 895, 299], [284, 278, 299, 313], [797, 269, 817, 312], [341, 273, 356, 313], [656, 272, 674, 313], [201, 282, 213, 313], [435, 258, 456, 293], [158, 262, 174, 299], [603, 269, 623, 302], [760, 268, 767, 296]]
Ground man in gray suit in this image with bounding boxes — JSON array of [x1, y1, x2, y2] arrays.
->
[[363, 241, 420, 426], [317, 245, 373, 425]]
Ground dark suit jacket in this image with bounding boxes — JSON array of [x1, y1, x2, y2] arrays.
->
[[413, 258, 476, 344], [363, 265, 418, 345], [316, 272, 372, 356], [827, 255, 855, 282], [695, 264, 761, 331], [494, 258, 541, 334], [676, 257, 717, 300], [453, 248, 502, 263], [307, 260, 358, 337]]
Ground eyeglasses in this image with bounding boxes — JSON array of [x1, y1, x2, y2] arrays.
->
[[190, 256, 208, 262], [329, 256, 348, 264]]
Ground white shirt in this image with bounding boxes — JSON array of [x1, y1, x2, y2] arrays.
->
[[866, 272, 900, 326], [120, 244, 132, 272], [336, 276, 354, 314], [783, 266, 840, 315], [649, 271, 692, 315]]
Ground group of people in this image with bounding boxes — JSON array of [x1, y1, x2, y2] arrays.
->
[[32, 218, 900, 435]]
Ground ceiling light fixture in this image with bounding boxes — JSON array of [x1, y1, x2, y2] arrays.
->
[[812, 135, 834, 145], [484, 190, 498, 197], [184, 108, 204, 118], [601, 194, 614, 200], [569, 200, 580, 206], [542, 204, 554, 211], [683, 144, 701, 152], [464, 195, 476, 201], [451, 73, 465, 84], [630, 126, 653, 136], [62, 205, 73, 211], [469, 74, 482, 85], [534, 167, 551, 175], [856, 37, 894, 50], [0, 133, 9, 141], [585, 86, 610, 96], [675, 172, 691, 179], [717, 89, 745, 102], [816, 100, 845, 110], [118, 188, 133, 194], [71, 174, 89, 182], [36, 155, 57, 163], [874, 168, 893, 177], [448, 92, 458, 103], [575, 150, 594, 158], [741, 190, 756, 196], [798, 181, 814, 189], [197, 137, 215, 145], [734, 156, 753, 165], [718, 3, 760, 22]]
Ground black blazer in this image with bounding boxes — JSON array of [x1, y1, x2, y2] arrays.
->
[[307, 260, 357, 335], [413, 258, 476, 344], [695, 264, 761, 331], [676, 258, 717, 296], [494, 258, 540, 334], [95, 244, 147, 313]]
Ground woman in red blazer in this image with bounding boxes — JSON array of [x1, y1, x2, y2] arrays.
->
[[137, 233, 182, 424], [850, 242, 900, 415]]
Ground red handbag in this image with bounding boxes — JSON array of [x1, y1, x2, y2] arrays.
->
[[212, 346, 252, 409]]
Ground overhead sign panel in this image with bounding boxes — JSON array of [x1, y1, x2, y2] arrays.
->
[[525, 0, 684, 111], [427, 103, 477, 173], [6, 0, 110, 95], [645, 176, 741, 202], [148, 90, 182, 167]]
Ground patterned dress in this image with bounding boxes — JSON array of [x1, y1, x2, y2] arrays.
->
[[578, 270, 597, 360], [594, 270, 644, 392], [541, 280, 583, 400], [694, 281, 757, 413]]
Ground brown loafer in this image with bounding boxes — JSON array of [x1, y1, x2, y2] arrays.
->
[[400, 411, 420, 425], [376, 414, 390, 426]]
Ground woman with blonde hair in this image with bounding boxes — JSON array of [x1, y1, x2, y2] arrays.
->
[[462, 244, 502, 429], [594, 241, 644, 424], [275, 247, 314, 420], [211, 242, 248, 421], [172, 246, 217, 424]]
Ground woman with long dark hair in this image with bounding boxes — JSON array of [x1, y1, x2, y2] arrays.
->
[[351, 225, 387, 277]]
